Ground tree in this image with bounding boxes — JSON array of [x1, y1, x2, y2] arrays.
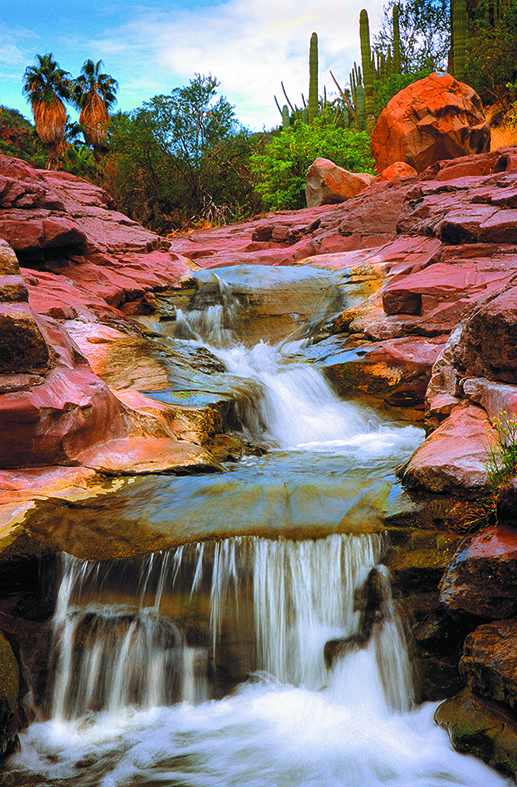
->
[[250, 115, 375, 211], [22, 53, 71, 168], [72, 59, 118, 158], [374, 0, 450, 73], [464, 0, 517, 104], [104, 75, 260, 232]]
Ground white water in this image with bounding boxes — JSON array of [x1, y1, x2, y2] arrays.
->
[[4, 272, 511, 786], [7, 536, 511, 787], [175, 271, 422, 455]]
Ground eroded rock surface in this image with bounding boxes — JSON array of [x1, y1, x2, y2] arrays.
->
[[371, 74, 490, 174]]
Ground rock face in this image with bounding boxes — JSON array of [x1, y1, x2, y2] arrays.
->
[[371, 74, 490, 175], [440, 524, 517, 618], [305, 158, 375, 207]]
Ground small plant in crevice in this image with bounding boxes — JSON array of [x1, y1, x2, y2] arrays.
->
[[465, 411, 517, 532]]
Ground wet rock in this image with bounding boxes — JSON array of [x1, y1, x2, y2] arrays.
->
[[0, 629, 21, 756], [371, 74, 490, 175], [322, 334, 447, 412], [440, 524, 517, 619], [435, 687, 517, 779], [460, 619, 517, 709], [324, 566, 386, 666], [497, 478, 517, 526], [305, 158, 375, 207], [452, 284, 517, 385], [402, 404, 494, 495], [74, 437, 222, 476]]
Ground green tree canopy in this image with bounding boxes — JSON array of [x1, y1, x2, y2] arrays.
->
[[105, 75, 260, 232], [251, 115, 375, 211], [374, 0, 450, 73]]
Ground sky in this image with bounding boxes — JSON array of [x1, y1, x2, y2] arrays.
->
[[0, 0, 387, 132]]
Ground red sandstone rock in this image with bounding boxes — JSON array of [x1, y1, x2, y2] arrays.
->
[[461, 619, 517, 708], [440, 524, 517, 618], [402, 404, 495, 495], [74, 437, 221, 475], [377, 162, 418, 182], [371, 74, 490, 175], [305, 158, 375, 207]]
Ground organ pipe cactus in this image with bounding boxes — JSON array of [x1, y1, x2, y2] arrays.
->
[[309, 32, 319, 123], [360, 9, 375, 132], [282, 104, 290, 129]]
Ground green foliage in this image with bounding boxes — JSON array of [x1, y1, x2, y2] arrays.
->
[[22, 53, 71, 104], [486, 413, 517, 496], [0, 106, 46, 167], [71, 59, 118, 111], [373, 68, 433, 117], [466, 412, 517, 532], [104, 75, 261, 232], [250, 116, 375, 211], [61, 145, 99, 179], [465, 0, 517, 103], [374, 0, 450, 73]]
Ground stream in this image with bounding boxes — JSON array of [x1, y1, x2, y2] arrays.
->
[[2, 266, 512, 786]]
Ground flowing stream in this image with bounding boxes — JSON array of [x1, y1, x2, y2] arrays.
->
[[4, 268, 512, 786]]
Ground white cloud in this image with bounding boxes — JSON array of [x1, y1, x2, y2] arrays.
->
[[83, 0, 386, 130]]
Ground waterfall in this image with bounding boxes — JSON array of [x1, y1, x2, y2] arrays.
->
[[173, 270, 421, 454], [47, 533, 413, 721]]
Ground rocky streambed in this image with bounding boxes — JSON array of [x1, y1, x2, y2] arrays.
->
[[1, 150, 517, 781]]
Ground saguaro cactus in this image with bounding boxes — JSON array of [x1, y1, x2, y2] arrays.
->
[[451, 0, 467, 81], [393, 5, 401, 75], [360, 9, 375, 132], [309, 32, 319, 123]]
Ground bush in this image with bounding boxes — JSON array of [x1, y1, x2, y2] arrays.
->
[[250, 117, 375, 211]]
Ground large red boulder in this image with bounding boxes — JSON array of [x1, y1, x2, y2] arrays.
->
[[371, 73, 490, 175]]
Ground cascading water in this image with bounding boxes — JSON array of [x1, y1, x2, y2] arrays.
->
[[4, 269, 513, 786]]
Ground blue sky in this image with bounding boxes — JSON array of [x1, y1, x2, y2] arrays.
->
[[1, 0, 386, 131]]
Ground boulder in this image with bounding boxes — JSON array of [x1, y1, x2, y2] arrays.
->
[[371, 73, 490, 175], [0, 630, 21, 756], [435, 687, 517, 778], [497, 478, 517, 526], [305, 158, 375, 207], [401, 404, 495, 495], [460, 619, 517, 709], [440, 524, 517, 619], [377, 162, 418, 182]]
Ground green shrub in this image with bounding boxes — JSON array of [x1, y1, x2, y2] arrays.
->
[[250, 117, 375, 211]]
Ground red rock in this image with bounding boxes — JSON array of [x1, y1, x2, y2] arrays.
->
[[377, 162, 418, 182], [461, 619, 517, 708], [0, 363, 127, 468], [0, 303, 50, 373], [440, 524, 517, 618], [497, 478, 517, 526], [402, 404, 495, 495], [371, 74, 490, 175], [305, 158, 375, 207], [74, 437, 221, 475]]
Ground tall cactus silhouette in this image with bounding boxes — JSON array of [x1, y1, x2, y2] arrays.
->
[[393, 5, 401, 74], [451, 0, 467, 81], [360, 9, 375, 132], [309, 32, 319, 123]]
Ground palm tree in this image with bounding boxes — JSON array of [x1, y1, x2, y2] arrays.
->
[[72, 60, 118, 158], [22, 53, 71, 169]]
